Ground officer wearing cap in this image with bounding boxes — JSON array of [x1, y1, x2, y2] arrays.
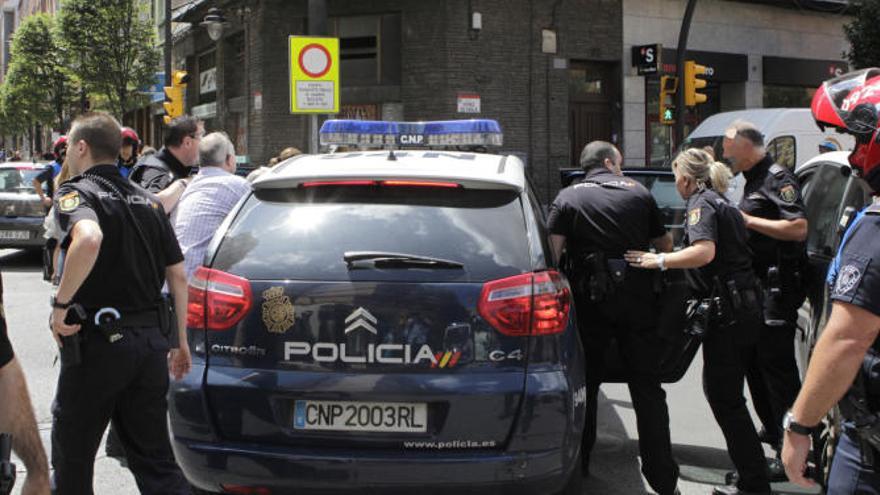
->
[[548, 141, 680, 495], [49, 112, 191, 494], [129, 115, 202, 193], [783, 68, 880, 493], [723, 121, 808, 467]]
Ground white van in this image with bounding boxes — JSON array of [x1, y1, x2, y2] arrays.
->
[[682, 108, 854, 170]]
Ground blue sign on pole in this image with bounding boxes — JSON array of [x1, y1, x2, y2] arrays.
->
[[143, 72, 166, 103]]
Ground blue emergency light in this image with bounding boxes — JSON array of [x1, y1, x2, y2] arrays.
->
[[319, 119, 503, 148]]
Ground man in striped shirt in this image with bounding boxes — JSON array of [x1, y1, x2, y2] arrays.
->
[[172, 133, 250, 279]]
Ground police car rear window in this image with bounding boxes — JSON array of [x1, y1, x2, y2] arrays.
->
[[211, 187, 532, 282]]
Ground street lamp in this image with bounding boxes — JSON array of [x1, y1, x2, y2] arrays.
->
[[200, 7, 229, 42]]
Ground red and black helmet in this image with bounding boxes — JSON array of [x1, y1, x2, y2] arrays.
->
[[121, 126, 140, 146], [52, 135, 67, 160], [812, 68, 880, 191]]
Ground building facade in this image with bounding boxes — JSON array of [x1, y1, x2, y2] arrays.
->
[[174, 0, 851, 200], [622, 0, 850, 166]]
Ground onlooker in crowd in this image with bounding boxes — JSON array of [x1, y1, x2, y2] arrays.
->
[[0, 272, 51, 495], [117, 127, 141, 179], [247, 146, 301, 182], [817, 137, 841, 154], [173, 132, 250, 279], [129, 116, 202, 193], [33, 137, 67, 211]]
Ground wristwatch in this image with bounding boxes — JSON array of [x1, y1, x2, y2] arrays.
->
[[783, 410, 812, 436], [51, 295, 72, 310]]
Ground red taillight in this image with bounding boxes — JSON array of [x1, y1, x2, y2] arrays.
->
[[478, 270, 571, 336], [187, 267, 252, 331], [381, 180, 461, 188], [300, 179, 461, 188]]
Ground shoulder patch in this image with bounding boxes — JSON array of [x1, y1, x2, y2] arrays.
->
[[688, 208, 701, 226], [779, 184, 797, 203], [58, 191, 80, 212], [833, 263, 864, 297]]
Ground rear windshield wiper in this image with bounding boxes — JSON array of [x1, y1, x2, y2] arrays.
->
[[344, 251, 464, 270]]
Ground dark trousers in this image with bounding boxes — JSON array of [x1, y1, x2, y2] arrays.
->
[[745, 295, 802, 450], [578, 280, 679, 495], [828, 425, 880, 494], [51, 326, 189, 495], [702, 307, 771, 493]]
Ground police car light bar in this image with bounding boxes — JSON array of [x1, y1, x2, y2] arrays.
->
[[319, 119, 503, 148]]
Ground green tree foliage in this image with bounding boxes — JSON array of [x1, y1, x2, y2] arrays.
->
[[844, 0, 880, 69], [0, 13, 72, 132], [57, 0, 159, 119]]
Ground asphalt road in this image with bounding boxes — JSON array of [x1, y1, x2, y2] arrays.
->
[[1, 248, 820, 495]]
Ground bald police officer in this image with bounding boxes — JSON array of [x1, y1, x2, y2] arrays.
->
[[49, 112, 191, 494], [549, 141, 679, 495]]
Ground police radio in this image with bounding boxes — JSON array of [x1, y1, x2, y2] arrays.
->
[[0, 433, 15, 495]]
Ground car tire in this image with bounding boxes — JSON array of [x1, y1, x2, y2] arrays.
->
[[557, 451, 583, 495]]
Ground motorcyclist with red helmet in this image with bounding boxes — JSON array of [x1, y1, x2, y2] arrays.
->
[[782, 68, 880, 493], [118, 127, 140, 179]]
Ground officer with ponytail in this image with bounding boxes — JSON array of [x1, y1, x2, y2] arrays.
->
[[627, 148, 770, 495]]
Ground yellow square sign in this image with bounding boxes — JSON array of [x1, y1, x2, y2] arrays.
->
[[289, 36, 340, 114]]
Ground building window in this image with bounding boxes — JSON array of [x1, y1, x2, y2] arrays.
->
[[764, 85, 816, 108], [330, 13, 401, 87], [197, 50, 216, 105]]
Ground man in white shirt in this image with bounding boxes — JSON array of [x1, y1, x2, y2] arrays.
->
[[173, 132, 250, 279]]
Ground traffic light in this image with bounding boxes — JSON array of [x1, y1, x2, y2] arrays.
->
[[684, 60, 708, 107], [163, 70, 190, 125], [659, 75, 677, 125]]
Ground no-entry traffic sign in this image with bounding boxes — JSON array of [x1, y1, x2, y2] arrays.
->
[[289, 36, 340, 114]]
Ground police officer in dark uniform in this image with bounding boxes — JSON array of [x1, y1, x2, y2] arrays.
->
[[48, 112, 192, 494], [129, 115, 202, 193], [723, 121, 807, 463], [548, 141, 680, 495], [783, 68, 880, 494], [628, 148, 770, 495]]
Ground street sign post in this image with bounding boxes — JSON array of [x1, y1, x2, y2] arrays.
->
[[289, 36, 340, 114]]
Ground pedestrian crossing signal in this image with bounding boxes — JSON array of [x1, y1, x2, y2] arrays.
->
[[659, 75, 677, 125]]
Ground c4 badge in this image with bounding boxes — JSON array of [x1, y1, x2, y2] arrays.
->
[[58, 191, 80, 212], [262, 286, 295, 334], [688, 208, 701, 226]]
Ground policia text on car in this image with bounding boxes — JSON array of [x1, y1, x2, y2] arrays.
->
[[48, 112, 192, 494], [548, 141, 680, 495], [783, 68, 880, 494], [627, 148, 772, 495]]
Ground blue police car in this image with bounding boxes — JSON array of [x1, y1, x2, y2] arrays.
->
[[170, 120, 587, 494]]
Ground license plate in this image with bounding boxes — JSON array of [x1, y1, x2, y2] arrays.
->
[[0, 230, 28, 240], [294, 400, 427, 433]]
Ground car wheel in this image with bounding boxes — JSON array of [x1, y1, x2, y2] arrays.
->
[[556, 451, 583, 495]]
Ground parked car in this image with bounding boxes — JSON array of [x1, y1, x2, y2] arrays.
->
[[558, 167, 698, 384], [793, 150, 873, 487], [171, 120, 586, 495], [0, 162, 48, 250]]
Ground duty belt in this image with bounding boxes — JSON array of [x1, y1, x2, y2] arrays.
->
[[84, 307, 163, 343]]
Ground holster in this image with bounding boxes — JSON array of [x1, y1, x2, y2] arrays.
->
[[570, 252, 613, 302], [158, 294, 174, 338], [59, 304, 86, 368], [0, 434, 14, 495], [840, 346, 880, 465]]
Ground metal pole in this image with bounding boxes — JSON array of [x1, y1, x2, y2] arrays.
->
[[164, 0, 172, 80], [674, 0, 697, 150], [307, 0, 327, 154]]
